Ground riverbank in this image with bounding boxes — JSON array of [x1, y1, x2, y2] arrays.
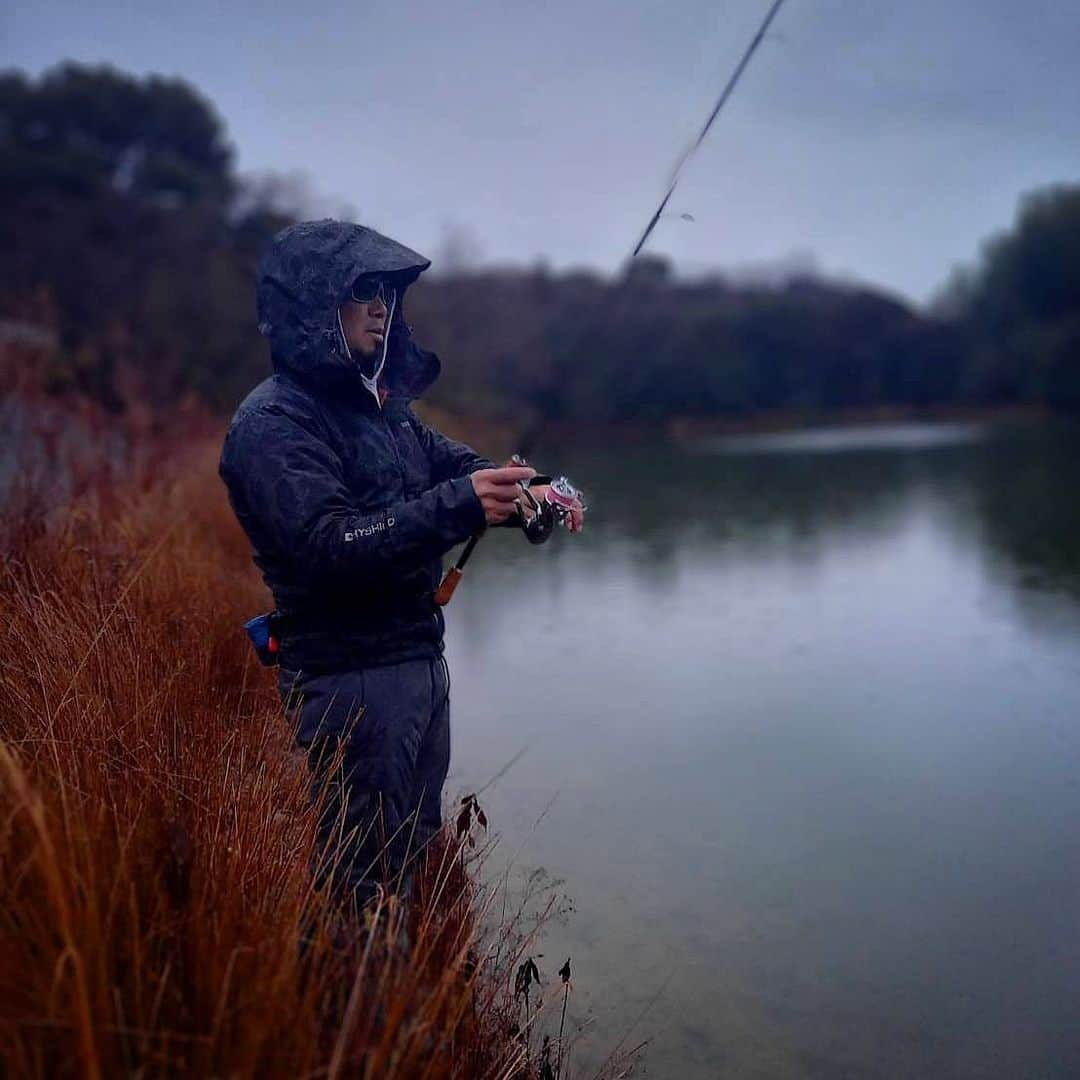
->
[[0, 396, 625, 1078], [416, 401, 1051, 458]]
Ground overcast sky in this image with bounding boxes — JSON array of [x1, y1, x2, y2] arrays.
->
[[6, 0, 1079, 304]]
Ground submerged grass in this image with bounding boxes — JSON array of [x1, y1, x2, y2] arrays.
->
[[0, 395, 633, 1078]]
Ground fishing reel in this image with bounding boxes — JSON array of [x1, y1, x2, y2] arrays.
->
[[434, 454, 586, 606], [513, 471, 586, 545]]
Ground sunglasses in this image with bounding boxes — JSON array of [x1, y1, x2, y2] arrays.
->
[[350, 276, 396, 307]]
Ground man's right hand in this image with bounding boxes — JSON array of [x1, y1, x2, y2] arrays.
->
[[470, 466, 536, 525]]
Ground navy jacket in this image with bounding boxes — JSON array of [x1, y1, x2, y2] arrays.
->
[[220, 220, 495, 673]]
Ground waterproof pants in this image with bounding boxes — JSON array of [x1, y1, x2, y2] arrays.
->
[[279, 655, 451, 912]]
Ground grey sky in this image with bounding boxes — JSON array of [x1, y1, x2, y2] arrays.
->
[[6, 0, 1079, 304]]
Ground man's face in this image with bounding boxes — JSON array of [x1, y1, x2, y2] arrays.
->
[[339, 282, 392, 360]]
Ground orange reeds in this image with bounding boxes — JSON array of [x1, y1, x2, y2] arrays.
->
[[0, 395, 562, 1078]]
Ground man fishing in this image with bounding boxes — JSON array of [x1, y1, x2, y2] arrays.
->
[[219, 219, 583, 915]]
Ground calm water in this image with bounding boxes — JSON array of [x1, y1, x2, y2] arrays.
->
[[445, 421, 1080, 1079]]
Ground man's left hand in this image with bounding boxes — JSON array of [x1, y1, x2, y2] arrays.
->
[[533, 484, 585, 533], [503, 460, 585, 534]]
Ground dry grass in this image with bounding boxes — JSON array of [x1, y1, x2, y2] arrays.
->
[[0, 395, 611, 1079]]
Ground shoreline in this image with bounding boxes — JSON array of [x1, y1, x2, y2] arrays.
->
[[415, 403, 1053, 456]]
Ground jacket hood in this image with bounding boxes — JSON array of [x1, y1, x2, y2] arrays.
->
[[256, 219, 438, 396]]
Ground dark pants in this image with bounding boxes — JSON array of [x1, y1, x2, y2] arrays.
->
[[279, 655, 451, 912]]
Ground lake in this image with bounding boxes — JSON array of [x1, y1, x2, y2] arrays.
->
[[446, 420, 1080, 1079]]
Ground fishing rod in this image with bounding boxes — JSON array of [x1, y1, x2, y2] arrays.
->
[[634, 0, 788, 257], [436, 0, 788, 605]]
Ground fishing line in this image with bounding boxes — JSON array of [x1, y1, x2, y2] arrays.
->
[[631, 0, 789, 257]]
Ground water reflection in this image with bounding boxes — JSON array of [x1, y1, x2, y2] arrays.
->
[[533, 421, 1080, 611], [968, 424, 1080, 597], [448, 421, 1080, 1079]]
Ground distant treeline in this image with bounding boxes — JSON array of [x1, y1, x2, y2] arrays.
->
[[3, 62, 1078, 425]]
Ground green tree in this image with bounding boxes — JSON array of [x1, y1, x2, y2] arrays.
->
[[0, 62, 232, 205], [953, 184, 1080, 409]]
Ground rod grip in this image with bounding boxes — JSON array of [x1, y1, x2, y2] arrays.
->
[[434, 567, 464, 606]]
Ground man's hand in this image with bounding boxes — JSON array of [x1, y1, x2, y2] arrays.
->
[[470, 466, 536, 525], [528, 484, 586, 533], [501, 459, 585, 534]]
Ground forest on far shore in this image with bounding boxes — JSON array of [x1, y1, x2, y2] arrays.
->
[[3, 62, 1079, 427]]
